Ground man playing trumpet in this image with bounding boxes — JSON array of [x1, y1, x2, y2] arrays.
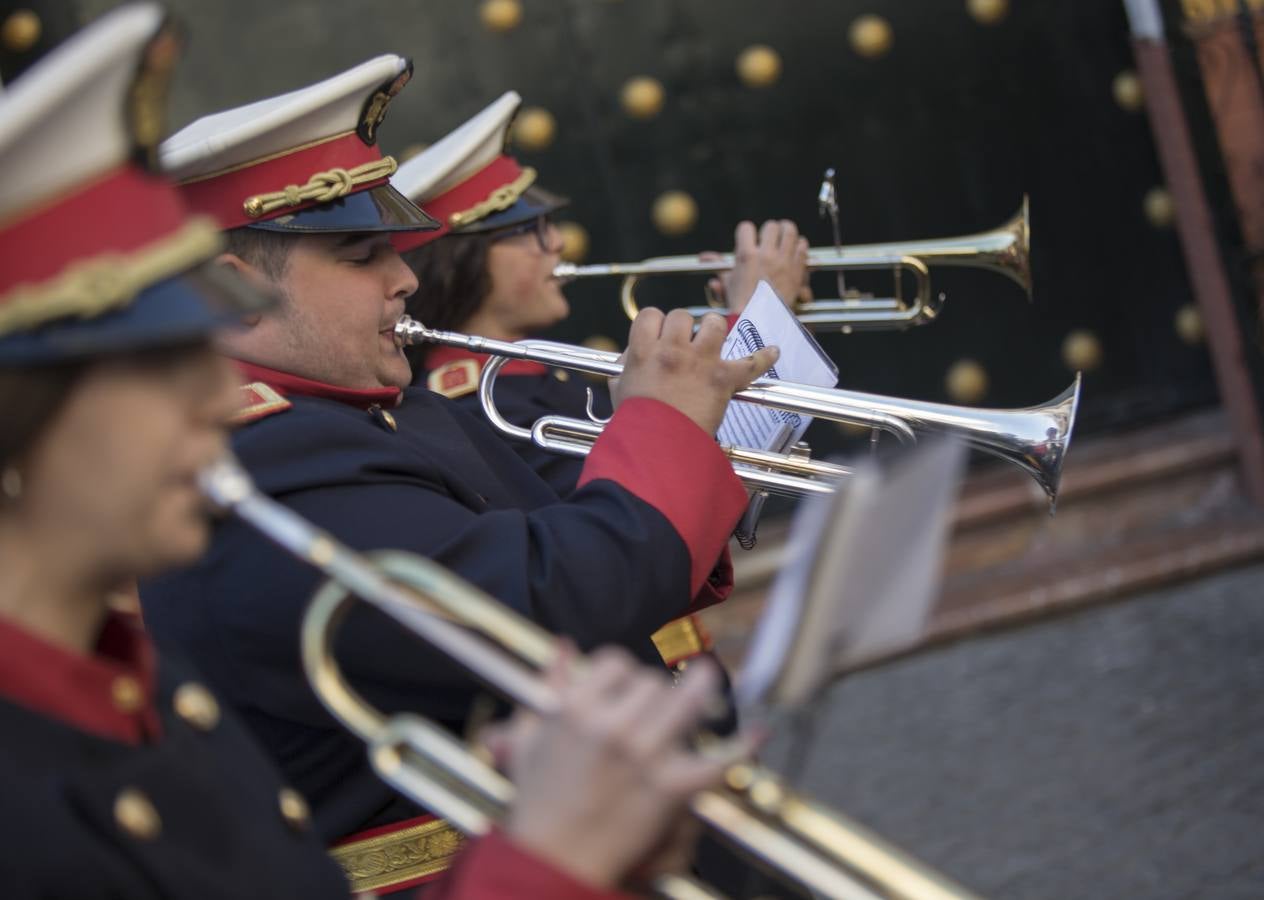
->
[[140, 52, 777, 893]]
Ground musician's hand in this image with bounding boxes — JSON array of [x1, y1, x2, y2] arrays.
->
[[613, 308, 778, 436], [495, 647, 742, 889], [708, 219, 810, 314]]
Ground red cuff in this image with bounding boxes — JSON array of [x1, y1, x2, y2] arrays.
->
[[690, 546, 734, 613], [578, 397, 747, 597], [420, 830, 633, 900]]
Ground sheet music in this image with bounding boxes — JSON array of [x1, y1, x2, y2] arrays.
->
[[717, 281, 838, 453], [732, 479, 842, 706], [735, 438, 967, 710]]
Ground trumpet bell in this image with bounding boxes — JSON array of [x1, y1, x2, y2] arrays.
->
[[394, 316, 1081, 511], [977, 371, 1079, 510]]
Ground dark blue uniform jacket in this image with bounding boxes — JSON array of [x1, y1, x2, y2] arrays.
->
[[0, 612, 350, 900], [421, 347, 611, 496]]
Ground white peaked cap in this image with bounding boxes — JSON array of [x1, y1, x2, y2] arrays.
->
[[0, 2, 168, 218], [0, 2, 265, 365], [161, 54, 410, 181], [392, 90, 522, 203], [157, 54, 435, 234]]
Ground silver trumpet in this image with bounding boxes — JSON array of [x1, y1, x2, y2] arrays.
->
[[199, 455, 986, 900], [395, 316, 1080, 510], [552, 197, 1031, 333]]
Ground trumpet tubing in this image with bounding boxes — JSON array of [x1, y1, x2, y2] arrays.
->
[[395, 316, 1079, 508], [199, 456, 984, 900], [552, 197, 1031, 332]]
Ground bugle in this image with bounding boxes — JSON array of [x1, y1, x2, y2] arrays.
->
[[199, 455, 985, 900], [395, 316, 1080, 509], [552, 198, 1031, 333]]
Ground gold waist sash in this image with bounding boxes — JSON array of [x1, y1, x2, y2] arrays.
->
[[330, 816, 463, 895]]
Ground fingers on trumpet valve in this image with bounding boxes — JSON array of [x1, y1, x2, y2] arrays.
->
[[692, 310, 730, 348], [661, 307, 700, 344]]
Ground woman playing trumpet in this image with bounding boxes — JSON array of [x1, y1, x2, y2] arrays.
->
[[392, 91, 810, 495]]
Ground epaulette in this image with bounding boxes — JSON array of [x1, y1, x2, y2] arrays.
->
[[230, 382, 292, 426], [427, 359, 480, 399]]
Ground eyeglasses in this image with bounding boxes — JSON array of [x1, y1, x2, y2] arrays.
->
[[489, 215, 556, 253]]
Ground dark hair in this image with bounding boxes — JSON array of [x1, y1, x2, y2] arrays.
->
[[400, 232, 494, 368], [0, 362, 89, 498], [222, 227, 293, 281]]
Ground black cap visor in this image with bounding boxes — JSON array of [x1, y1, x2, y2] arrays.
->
[[0, 262, 275, 366], [454, 184, 570, 234]]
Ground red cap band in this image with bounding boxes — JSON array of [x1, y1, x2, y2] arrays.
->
[[394, 154, 524, 253], [0, 166, 188, 299], [178, 132, 385, 230]]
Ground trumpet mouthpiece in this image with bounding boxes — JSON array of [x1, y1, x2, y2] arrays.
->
[[551, 263, 578, 284], [198, 456, 253, 512], [394, 315, 424, 348]]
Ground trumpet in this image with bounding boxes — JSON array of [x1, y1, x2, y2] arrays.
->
[[395, 316, 1080, 509], [199, 455, 985, 900], [552, 197, 1031, 333]]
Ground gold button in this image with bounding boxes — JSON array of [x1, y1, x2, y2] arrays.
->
[[278, 787, 310, 832], [552, 369, 570, 382], [368, 404, 398, 432], [114, 787, 161, 841], [173, 682, 220, 732], [111, 675, 144, 714]]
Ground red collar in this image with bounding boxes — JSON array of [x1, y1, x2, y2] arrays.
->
[[235, 361, 403, 410], [425, 343, 547, 377], [0, 611, 161, 745]]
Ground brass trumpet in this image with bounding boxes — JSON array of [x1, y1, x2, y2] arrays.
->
[[552, 198, 1031, 333], [199, 455, 985, 900], [395, 316, 1080, 509]]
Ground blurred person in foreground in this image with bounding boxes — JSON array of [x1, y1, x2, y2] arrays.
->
[[0, 6, 740, 897]]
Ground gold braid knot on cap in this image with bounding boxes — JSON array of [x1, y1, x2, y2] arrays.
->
[[242, 156, 399, 219], [0, 218, 223, 338], [448, 166, 537, 229]]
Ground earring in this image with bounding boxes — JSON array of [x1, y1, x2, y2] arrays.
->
[[1, 467, 22, 501]]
